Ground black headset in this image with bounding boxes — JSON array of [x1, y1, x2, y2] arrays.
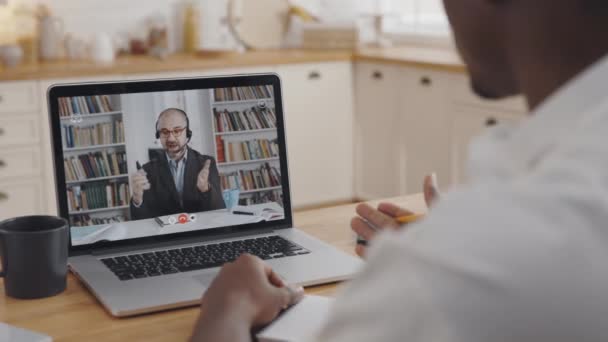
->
[[155, 108, 193, 141]]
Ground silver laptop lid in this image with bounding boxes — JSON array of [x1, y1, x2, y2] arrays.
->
[[46, 74, 294, 256]]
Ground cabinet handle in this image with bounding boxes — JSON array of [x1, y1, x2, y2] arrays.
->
[[420, 76, 432, 87], [0, 94, 3, 103], [0, 192, 7, 202], [308, 71, 321, 80], [0, 160, 5, 168], [486, 117, 498, 127], [372, 71, 383, 80], [0, 127, 4, 136]]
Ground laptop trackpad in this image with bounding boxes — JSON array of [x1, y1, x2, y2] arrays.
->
[[192, 271, 219, 288]]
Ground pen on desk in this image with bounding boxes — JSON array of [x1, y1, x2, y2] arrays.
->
[[233, 211, 255, 216], [356, 213, 425, 246]]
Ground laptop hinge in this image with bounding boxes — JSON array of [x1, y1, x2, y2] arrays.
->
[[90, 228, 275, 256]]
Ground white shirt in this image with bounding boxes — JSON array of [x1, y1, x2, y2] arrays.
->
[[317, 55, 608, 342], [166, 149, 188, 198]]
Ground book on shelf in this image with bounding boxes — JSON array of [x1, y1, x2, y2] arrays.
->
[[213, 85, 273, 102], [70, 214, 126, 227], [213, 107, 277, 133], [59, 95, 114, 116], [220, 162, 281, 191], [63, 119, 125, 148], [67, 181, 130, 212], [239, 190, 283, 206], [216, 136, 226, 163], [64, 151, 128, 181], [217, 138, 279, 163]]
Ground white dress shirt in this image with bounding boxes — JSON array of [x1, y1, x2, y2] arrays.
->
[[317, 55, 608, 342]]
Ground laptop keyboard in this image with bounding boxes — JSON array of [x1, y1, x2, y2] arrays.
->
[[101, 236, 310, 281]]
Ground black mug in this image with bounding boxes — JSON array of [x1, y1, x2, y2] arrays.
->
[[0, 216, 69, 299]]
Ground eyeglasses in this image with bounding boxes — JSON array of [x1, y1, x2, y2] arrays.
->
[[159, 127, 187, 138]]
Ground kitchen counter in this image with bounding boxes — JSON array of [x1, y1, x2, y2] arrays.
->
[[0, 47, 466, 81], [356, 46, 466, 72]]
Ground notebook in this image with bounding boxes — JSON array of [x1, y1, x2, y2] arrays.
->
[[0, 323, 52, 342], [257, 295, 334, 342]]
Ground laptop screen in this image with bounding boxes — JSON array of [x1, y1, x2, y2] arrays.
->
[[51, 79, 288, 247]]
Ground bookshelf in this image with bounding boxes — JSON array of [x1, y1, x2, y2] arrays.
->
[[59, 94, 131, 227], [210, 86, 283, 206]]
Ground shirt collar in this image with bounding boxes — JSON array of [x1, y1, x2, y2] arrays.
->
[[166, 148, 188, 167], [469, 53, 608, 180]]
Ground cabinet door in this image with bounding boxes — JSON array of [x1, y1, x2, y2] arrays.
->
[[0, 179, 43, 221], [277, 62, 354, 208], [450, 106, 523, 184], [397, 67, 451, 195], [354, 63, 401, 200]]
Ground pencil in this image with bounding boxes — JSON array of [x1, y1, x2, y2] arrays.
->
[[396, 213, 425, 224], [356, 213, 426, 246]]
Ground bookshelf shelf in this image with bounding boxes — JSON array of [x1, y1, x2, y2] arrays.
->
[[240, 186, 282, 195], [69, 205, 129, 216], [64, 143, 126, 153], [213, 98, 272, 106], [218, 157, 279, 167], [66, 174, 129, 185], [60, 111, 123, 121], [215, 128, 276, 136], [210, 86, 282, 206]]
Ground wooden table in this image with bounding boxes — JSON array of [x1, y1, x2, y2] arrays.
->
[[0, 194, 426, 341]]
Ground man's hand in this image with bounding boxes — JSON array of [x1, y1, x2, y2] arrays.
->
[[191, 254, 304, 342], [352, 174, 439, 258], [352, 203, 414, 257], [197, 160, 212, 193], [131, 169, 150, 206]]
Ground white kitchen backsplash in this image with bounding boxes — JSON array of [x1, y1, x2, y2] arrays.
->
[[8, 0, 364, 51]]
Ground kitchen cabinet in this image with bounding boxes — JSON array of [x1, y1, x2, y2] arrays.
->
[[277, 62, 355, 208], [398, 67, 451, 196], [0, 80, 45, 219], [354, 63, 527, 200], [449, 105, 523, 185], [354, 63, 402, 200], [355, 64, 451, 199]]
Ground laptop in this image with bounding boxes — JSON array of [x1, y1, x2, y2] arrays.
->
[[47, 74, 362, 317]]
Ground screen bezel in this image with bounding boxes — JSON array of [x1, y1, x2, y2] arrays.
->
[[47, 74, 293, 256]]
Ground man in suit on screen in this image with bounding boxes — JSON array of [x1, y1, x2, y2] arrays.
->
[[130, 108, 225, 220]]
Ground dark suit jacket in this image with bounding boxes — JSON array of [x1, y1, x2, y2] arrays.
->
[[130, 148, 225, 220]]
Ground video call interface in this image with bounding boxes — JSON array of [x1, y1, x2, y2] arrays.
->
[[57, 85, 285, 246]]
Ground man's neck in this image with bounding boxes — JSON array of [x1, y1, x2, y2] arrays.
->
[[168, 148, 187, 163]]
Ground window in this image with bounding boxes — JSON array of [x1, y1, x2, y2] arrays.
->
[[381, 0, 451, 37]]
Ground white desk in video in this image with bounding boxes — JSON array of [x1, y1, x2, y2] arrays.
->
[[71, 203, 284, 246]]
